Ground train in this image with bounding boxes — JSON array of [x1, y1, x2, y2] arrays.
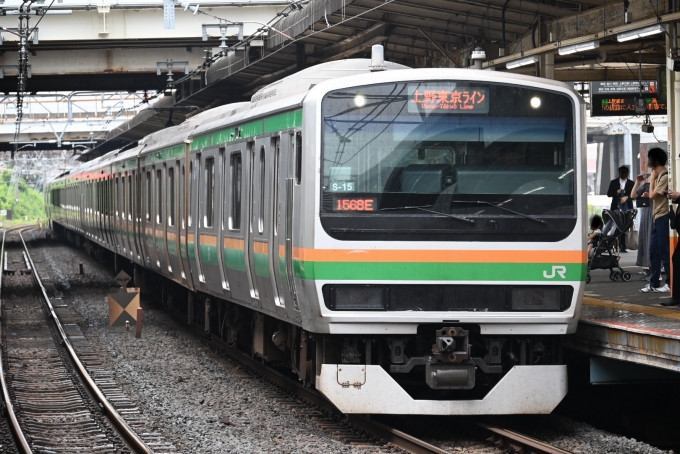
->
[[46, 47, 586, 415]]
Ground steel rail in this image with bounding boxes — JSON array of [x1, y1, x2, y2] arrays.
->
[[203, 334, 450, 454], [203, 326, 572, 454], [0, 227, 33, 454], [477, 422, 574, 454], [18, 229, 153, 454]]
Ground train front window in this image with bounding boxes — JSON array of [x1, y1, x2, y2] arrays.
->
[[320, 81, 577, 241]]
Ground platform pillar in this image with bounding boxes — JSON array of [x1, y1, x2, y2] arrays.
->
[[667, 29, 680, 295], [538, 53, 554, 80]]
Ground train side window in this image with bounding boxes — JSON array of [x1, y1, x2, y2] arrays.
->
[[204, 157, 215, 228], [181, 165, 186, 229], [121, 177, 126, 219], [168, 166, 175, 227], [295, 131, 302, 184], [273, 143, 281, 235], [156, 169, 163, 224], [188, 161, 193, 227], [230, 152, 242, 230], [115, 177, 120, 217], [258, 146, 265, 234], [128, 174, 133, 221], [145, 171, 151, 221], [219, 147, 226, 229]]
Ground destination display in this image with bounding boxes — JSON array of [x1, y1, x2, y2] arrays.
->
[[591, 80, 658, 95], [591, 95, 667, 117], [408, 84, 489, 114]]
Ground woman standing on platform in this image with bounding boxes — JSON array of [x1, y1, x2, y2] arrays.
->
[[662, 188, 680, 305], [631, 174, 652, 277]]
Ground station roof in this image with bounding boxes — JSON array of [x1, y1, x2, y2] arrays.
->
[[82, 0, 669, 159]]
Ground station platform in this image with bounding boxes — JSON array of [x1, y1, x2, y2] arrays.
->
[[565, 252, 680, 375]]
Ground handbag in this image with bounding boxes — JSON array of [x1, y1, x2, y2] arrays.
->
[[625, 225, 639, 251], [635, 197, 650, 208]]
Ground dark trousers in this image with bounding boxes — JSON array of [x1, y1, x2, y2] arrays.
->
[[618, 204, 629, 250], [673, 239, 680, 300], [650, 214, 671, 288]]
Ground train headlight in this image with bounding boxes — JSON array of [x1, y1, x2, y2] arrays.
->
[[510, 287, 564, 311], [530, 96, 541, 109], [326, 285, 388, 310], [354, 94, 367, 107]]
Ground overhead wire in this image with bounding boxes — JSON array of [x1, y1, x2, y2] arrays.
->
[[101, 0, 399, 137], [13, 0, 57, 156]]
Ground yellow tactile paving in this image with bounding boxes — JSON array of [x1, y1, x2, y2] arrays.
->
[[584, 296, 680, 321]]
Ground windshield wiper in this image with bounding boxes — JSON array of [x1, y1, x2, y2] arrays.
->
[[379, 205, 475, 224], [449, 200, 546, 225]]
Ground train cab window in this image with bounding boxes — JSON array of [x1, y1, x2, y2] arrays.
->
[[258, 147, 265, 234], [204, 157, 215, 228], [230, 152, 242, 230], [145, 171, 151, 222], [168, 166, 175, 227], [156, 169, 163, 224], [295, 132, 302, 185]]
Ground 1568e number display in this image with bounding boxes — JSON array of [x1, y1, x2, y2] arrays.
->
[[334, 197, 377, 211]]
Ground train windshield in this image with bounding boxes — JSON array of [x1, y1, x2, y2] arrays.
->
[[320, 80, 577, 241]]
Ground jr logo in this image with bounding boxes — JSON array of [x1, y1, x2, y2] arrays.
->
[[543, 266, 567, 279]]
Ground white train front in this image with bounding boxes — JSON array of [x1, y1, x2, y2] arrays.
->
[[47, 55, 587, 415]]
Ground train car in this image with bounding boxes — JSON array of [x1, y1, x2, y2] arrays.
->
[[47, 48, 586, 415]]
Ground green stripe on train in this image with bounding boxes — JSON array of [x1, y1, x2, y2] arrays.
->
[[254, 252, 269, 278], [199, 243, 219, 266], [292, 262, 587, 281], [191, 109, 301, 150], [224, 248, 246, 271], [264, 110, 302, 133]]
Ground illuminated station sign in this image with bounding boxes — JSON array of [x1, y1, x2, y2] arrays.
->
[[408, 84, 489, 114], [590, 80, 666, 117]]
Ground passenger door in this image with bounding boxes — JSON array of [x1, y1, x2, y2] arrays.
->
[[196, 149, 227, 295], [222, 145, 250, 303], [270, 135, 299, 319], [166, 161, 183, 283], [179, 156, 194, 289], [188, 154, 206, 292]]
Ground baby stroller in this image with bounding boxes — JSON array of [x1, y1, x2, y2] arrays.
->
[[586, 209, 637, 284]]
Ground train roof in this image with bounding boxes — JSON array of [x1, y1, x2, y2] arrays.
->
[[137, 102, 251, 153], [191, 59, 409, 139], [49, 58, 583, 187]]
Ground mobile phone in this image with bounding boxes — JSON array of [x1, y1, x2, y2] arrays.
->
[[642, 173, 649, 179]]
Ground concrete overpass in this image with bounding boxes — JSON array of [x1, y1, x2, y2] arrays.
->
[[0, 0, 289, 92]]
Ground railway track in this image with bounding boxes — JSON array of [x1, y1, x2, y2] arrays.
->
[[167, 307, 573, 454], [0, 228, 161, 454]]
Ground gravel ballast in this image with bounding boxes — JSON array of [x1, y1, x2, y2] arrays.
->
[[24, 232, 367, 454]]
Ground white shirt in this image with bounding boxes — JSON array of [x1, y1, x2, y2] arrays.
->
[[620, 178, 627, 193]]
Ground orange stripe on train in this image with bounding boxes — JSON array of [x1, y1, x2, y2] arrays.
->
[[292, 248, 586, 263], [224, 238, 245, 250]]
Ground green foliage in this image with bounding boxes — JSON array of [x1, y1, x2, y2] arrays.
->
[[0, 170, 46, 224]]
